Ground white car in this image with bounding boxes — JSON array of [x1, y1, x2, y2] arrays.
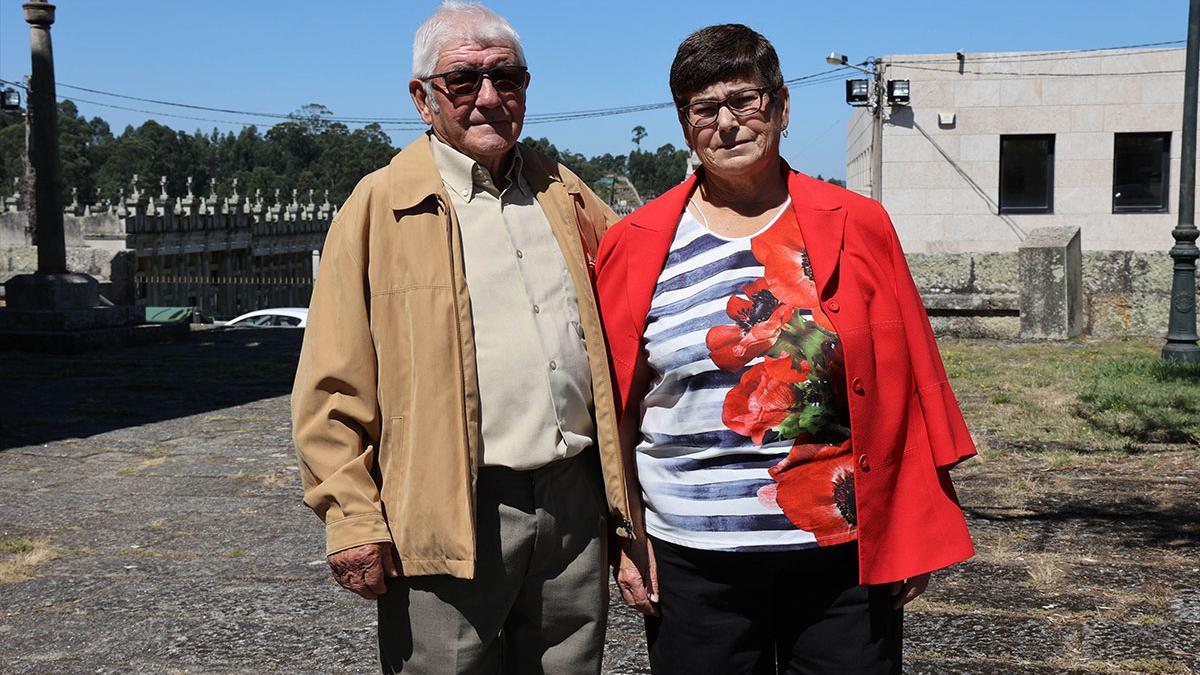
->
[[224, 307, 308, 328]]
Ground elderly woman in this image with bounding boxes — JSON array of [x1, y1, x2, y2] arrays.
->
[[595, 24, 975, 673]]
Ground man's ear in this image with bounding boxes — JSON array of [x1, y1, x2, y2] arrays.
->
[[410, 79, 435, 125]]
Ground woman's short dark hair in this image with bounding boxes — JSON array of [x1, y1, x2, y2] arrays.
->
[[669, 24, 784, 109]]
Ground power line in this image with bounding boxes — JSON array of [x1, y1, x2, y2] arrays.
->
[[3, 67, 856, 130], [890, 62, 1184, 79], [887, 39, 1185, 65]]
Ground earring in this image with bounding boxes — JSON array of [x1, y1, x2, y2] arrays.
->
[[782, 128, 789, 138]]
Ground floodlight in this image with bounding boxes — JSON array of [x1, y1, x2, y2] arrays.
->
[[0, 88, 20, 111], [887, 79, 910, 105], [845, 79, 870, 105]]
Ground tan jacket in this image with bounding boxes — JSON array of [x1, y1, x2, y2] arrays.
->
[[292, 134, 632, 579]]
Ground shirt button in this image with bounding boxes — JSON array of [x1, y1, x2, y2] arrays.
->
[[533, 304, 541, 314], [827, 299, 841, 313], [857, 454, 870, 472], [549, 360, 558, 370], [851, 377, 865, 395], [516, 249, 524, 259]]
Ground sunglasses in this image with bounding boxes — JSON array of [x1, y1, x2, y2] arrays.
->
[[421, 65, 530, 97]]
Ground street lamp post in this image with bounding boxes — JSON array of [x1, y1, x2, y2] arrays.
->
[[1163, 0, 1200, 363]]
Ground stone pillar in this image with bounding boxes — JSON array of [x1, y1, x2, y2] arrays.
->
[[23, 1, 64, 274], [1018, 226, 1083, 340], [4, 1, 102, 312]]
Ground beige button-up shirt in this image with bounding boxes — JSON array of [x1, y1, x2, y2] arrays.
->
[[429, 135, 594, 470]]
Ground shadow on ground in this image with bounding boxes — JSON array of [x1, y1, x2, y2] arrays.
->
[[0, 327, 302, 450]]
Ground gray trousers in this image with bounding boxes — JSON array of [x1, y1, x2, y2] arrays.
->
[[377, 452, 609, 674]]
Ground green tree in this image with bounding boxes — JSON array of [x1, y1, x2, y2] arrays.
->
[[631, 125, 647, 148]]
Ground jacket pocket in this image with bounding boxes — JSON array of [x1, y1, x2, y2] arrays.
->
[[380, 416, 407, 501]]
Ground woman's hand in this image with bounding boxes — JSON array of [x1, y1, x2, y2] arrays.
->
[[889, 572, 931, 609], [613, 534, 659, 616]]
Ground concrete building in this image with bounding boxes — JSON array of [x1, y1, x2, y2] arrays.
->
[[845, 46, 1198, 337], [850, 46, 1188, 253]]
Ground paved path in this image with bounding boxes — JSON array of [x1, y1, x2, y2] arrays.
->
[[1, 329, 1196, 673]]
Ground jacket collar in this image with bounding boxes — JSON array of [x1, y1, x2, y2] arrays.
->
[[388, 132, 573, 212], [387, 133, 445, 211]]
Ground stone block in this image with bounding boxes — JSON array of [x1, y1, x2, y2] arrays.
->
[[8, 246, 37, 275], [907, 252, 972, 292], [4, 272, 101, 310], [1129, 251, 1174, 293], [1083, 251, 1133, 294], [973, 252, 1019, 294], [927, 315, 1020, 339], [958, 134, 998, 162], [1019, 226, 1084, 339]]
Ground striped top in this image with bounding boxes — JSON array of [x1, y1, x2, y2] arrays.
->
[[636, 202, 858, 552]]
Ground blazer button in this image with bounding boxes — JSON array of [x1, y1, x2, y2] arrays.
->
[[857, 454, 870, 472], [827, 299, 841, 313], [851, 377, 865, 395]]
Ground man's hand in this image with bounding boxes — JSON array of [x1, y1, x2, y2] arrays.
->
[[613, 535, 659, 616], [889, 572, 931, 609], [328, 541, 399, 599]]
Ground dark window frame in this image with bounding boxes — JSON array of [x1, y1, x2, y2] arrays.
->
[[1112, 131, 1171, 214], [999, 134, 1056, 215]]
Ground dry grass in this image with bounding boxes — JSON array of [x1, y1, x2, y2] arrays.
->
[[115, 456, 169, 476], [0, 537, 60, 583], [1026, 556, 1069, 590]]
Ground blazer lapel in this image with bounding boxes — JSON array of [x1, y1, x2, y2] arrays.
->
[[624, 175, 698, 338], [788, 171, 846, 301]]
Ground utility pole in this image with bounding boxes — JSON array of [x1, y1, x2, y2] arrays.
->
[[869, 58, 885, 203], [827, 52, 888, 202], [1163, 0, 1200, 363]]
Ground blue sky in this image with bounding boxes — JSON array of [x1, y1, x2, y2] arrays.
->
[[0, 1, 1188, 180]]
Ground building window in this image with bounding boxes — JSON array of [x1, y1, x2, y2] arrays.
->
[[1113, 132, 1170, 213], [999, 134, 1054, 214]]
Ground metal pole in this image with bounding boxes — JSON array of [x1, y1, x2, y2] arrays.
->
[[1163, 0, 1200, 363], [23, 1, 66, 274], [870, 59, 884, 202]]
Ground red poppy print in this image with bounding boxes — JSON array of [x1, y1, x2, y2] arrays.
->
[[722, 355, 810, 445], [750, 219, 835, 331], [706, 278, 795, 372], [765, 440, 857, 545]]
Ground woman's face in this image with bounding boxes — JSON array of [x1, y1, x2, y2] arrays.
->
[[680, 79, 790, 181]]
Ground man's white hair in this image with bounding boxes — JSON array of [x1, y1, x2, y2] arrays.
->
[[412, 2, 526, 79]]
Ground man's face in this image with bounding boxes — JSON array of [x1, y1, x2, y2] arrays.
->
[[410, 40, 527, 168]]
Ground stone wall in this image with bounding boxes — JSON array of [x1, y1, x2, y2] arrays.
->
[[1, 179, 334, 318], [905, 249, 1197, 338]]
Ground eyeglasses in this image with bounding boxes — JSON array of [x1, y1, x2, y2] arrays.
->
[[420, 65, 529, 97], [679, 86, 776, 128]]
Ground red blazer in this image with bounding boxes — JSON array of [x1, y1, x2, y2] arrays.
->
[[594, 168, 976, 585]]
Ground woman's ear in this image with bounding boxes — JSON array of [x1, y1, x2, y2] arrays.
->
[[777, 84, 791, 132]]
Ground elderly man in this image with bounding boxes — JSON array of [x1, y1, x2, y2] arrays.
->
[[291, 2, 632, 673]]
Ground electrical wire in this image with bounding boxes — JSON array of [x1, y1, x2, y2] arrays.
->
[[887, 39, 1184, 65], [2, 67, 857, 130], [888, 62, 1184, 79]]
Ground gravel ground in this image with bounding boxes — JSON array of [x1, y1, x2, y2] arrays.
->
[[1, 328, 1196, 673]]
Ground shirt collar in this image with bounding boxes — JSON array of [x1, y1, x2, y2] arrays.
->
[[428, 132, 527, 202]]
